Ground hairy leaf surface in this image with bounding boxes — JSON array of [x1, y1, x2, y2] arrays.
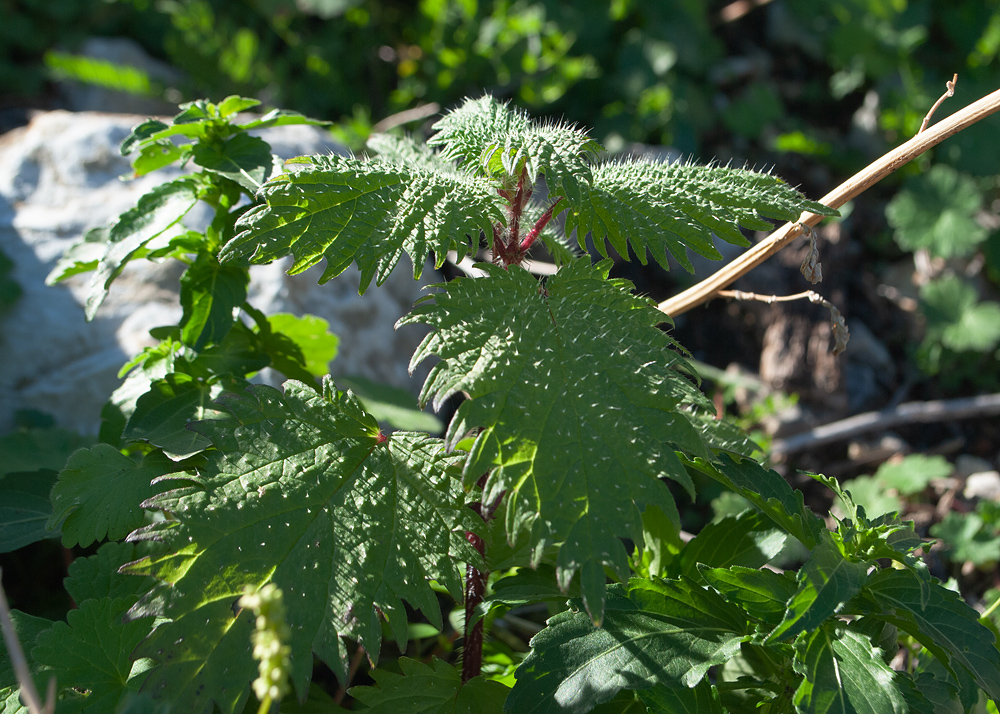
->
[[403, 258, 753, 620], [427, 96, 602, 200], [124, 380, 482, 713], [224, 154, 504, 291], [860, 569, 1000, 700], [350, 658, 509, 713], [505, 578, 748, 714], [563, 160, 836, 271], [792, 624, 906, 714]]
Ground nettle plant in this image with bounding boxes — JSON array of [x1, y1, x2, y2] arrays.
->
[[4, 94, 1000, 714]]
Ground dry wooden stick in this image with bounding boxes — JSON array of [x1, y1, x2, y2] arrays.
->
[[770, 392, 1000, 456], [658, 85, 1000, 318], [920, 74, 958, 134]]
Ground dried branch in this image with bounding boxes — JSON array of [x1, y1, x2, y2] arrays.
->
[[658, 85, 1000, 318], [920, 74, 958, 134], [716, 288, 849, 355], [771, 392, 1000, 456]]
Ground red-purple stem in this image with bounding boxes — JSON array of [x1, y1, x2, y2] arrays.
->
[[519, 197, 562, 253], [461, 478, 504, 683]]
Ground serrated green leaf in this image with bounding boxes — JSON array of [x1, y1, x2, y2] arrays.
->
[[120, 119, 170, 156], [427, 96, 602, 200], [85, 178, 199, 320], [192, 133, 273, 191], [402, 258, 750, 622], [564, 160, 836, 271], [700, 566, 798, 625], [238, 108, 333, 132], [48, 445, 183, 547], [123, 380, 483, 713], [224, 153, 503, 292], [685, 454, 826, 550], [638, 678, 722, 714], [505, 578, 748, 714], [122, 373, 229, 459], [766, 536, 864, 643], [886, 165, 988, 259], [179, 256, 249, 351], [875, 455, 952, 495], [351, 657, 509, 713], [860, 568, 1000, 699], [675, 510, 787, 578], [367, 133, 457, 174], [265, 313, 339, 379], [217, 95, 260, 118], [792, 623, 906, 714], [64, 541, 158, 605], [31, 598, 155, 714], [0, 470, 57, 553], [921, 275, 1000, 353]]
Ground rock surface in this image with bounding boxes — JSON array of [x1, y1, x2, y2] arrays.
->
[[0, 111, 433, 434]]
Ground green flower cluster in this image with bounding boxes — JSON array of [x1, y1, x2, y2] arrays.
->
[[239, 583, 291, 707]]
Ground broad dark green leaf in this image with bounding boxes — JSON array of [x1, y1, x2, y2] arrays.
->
[[224, 153, 504, 292], [0, 425, 89, 478], [402, 258, 752, 622], [700, 566, 797, 625], [766, 536, 864, 643], [85, 178, 199, 319], [192, 133, 274, 191], [639, 677, 722, 714], [350, 658, 509, 713], [124, 380, 483, 714], [675, 510, 787, 578], [563, 161, 836, 271], [860, 568, 1000, 700], [178, 255, 249, 351], [31, 598, 155, 714], [505, 578, 749, 714], [47, 445, 183, 547], [792, 623, 906, 714], [0, 610, 54, 712], [0, 470, 57, 553], [122, 373, 224, 459]]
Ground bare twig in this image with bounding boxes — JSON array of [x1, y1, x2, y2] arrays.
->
[[371, 102, 441, 133], [658, 85, 1000, 318], [770, 392, 1000, 456], [717, 289, 849, 355], [920, 74, 958, 133], [0, 569, 53, 714]]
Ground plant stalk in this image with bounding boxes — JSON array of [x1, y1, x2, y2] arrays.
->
[[658, 85, 1000, 318], [461, 481, 503, 683]]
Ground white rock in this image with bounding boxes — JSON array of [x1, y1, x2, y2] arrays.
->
[[964, 470, 1000, 501], [0, 111, 432, 434]]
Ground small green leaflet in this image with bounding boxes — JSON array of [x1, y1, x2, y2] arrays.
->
[[224, 152, 504, 292], [920, 275, 1000, 353], [121, 373, 224, 460], [674, 510, 787, 578], [765, 536, 865, 643], [47, 445, 187, 547], [792, 623, 906, 714], [505, 578, 749, 714], [123, 380, 483, 714], [427, 95, 602, 201], [191, 132, 274, 191], [350, 658, 509, 713], [402, 258, 750, 622], [178, 255, 249, 351], [860, 568, 1000, 700], [699, 566, 798, 626], [83, 178, 200, 320]]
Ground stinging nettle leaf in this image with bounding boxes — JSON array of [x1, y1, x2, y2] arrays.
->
[[123, 379, 483, 713], [223, 153, 504, 292], [179, 255, 249, 351], [402, 257, 753, 622], [505, 577, 749, 714], [563, 160, 837, 272], [191, 132, 274, 191]]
